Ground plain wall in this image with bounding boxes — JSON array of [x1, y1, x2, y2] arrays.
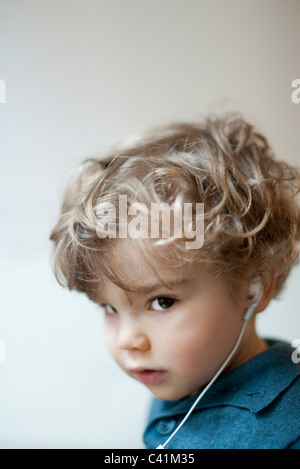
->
[[0, 0, 299, 448]]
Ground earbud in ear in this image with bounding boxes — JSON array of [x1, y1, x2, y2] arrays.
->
[[244, 282, 261, 322], [248, 282, 261, 299]]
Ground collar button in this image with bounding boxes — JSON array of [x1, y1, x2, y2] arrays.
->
[[156, 419, 177, 435]]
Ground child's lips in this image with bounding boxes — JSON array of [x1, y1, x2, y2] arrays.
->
[[130, 368, 166, 384]]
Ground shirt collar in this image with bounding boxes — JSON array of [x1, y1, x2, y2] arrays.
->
[[147, 339, 299, 425]]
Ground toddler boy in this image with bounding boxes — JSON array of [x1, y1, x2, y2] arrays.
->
[[50, 113, 300, 448]]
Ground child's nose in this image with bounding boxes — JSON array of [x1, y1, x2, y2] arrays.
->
[[118, 319, 150, 351]]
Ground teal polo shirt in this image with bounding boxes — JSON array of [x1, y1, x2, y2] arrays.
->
[[143, 339, 300, 449]]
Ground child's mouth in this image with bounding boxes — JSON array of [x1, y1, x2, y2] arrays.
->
[[131, 368, 166, 384]]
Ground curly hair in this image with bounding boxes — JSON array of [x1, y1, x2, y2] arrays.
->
[[50, 113, 300, 303]]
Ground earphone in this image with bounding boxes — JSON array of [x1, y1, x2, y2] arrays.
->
[[156, 283, 261, 449]]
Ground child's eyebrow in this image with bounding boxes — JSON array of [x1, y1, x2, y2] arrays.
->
[[98, 277, 190, 304], [136, 277, 190, 293]]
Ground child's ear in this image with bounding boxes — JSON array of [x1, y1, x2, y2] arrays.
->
[[255, 272, 278, 314]]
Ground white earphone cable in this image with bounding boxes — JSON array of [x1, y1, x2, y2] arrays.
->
[[156, 303, 257, 449]]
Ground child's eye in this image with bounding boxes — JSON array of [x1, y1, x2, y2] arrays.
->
[[101, 304, 118, 315], [151, 297, 176, 311]]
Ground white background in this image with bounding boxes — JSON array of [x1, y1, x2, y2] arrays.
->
[[0, 0, 299, 448]]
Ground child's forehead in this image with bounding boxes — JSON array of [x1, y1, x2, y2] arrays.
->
[[98, 238, 196, 301], [109, 238, 186, 280], [108, 238, 178, 272]]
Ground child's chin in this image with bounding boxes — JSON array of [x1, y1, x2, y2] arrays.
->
[[147, 385, 191, 402]]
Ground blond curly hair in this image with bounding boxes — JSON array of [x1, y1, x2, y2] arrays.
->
[[50, 113, 300, 303]]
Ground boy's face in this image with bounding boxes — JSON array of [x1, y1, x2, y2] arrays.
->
[[98, 240, 255, 401]]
